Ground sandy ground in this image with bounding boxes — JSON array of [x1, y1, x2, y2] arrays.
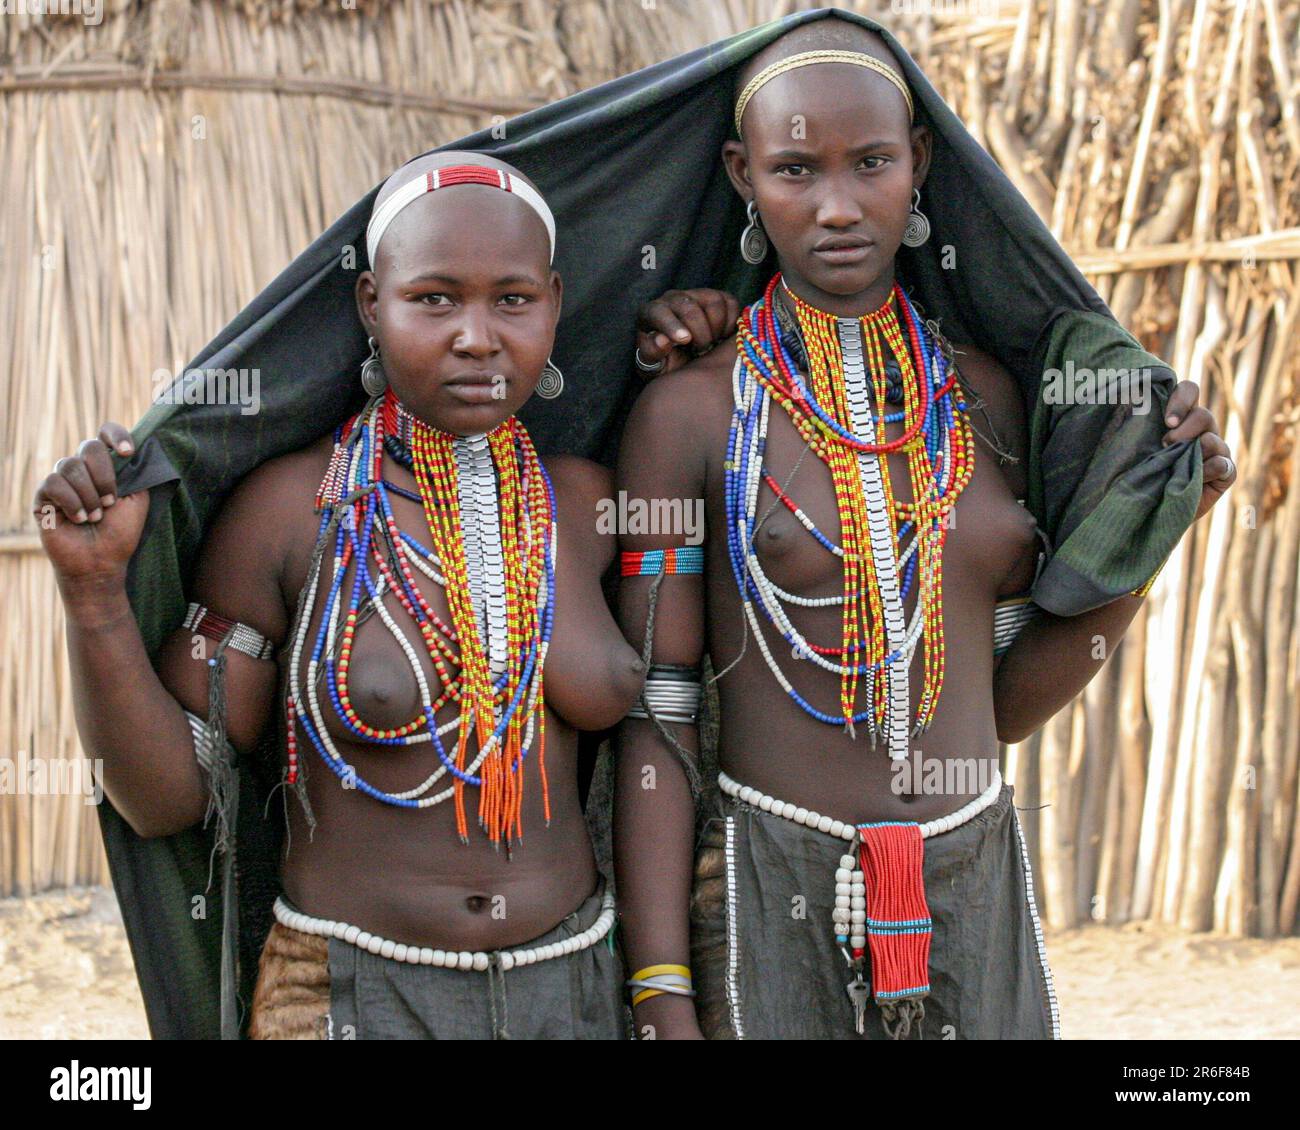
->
[[1, 887, 1298, 1039], [1045, 918, 1300, 1040], [0, 888, 148, 1039]]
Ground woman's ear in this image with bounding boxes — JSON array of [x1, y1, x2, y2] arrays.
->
[[355, 271, 379, 336], [911, 124, 933, 191], [550, 269, 564, 327], [721, 139, 752, 202]]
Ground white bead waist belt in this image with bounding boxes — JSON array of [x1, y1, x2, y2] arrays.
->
[[717, 768, 1004, 1037], [273, 890, 616, 973], [717, 767, 1004, 840]]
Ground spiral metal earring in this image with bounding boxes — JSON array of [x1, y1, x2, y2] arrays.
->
[[901, 188, 931, 248], [536, 358, 564, 399], [360, 336, 387, 397], [740, 199, 769, 264]]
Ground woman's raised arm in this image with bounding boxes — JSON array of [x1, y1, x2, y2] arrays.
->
[[34, 423, 291, 838]]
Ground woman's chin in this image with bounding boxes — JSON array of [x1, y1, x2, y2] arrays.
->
[[418, 397, 522, 436], [778, 255, 873, 296], [442, 409, 511, 435], [803, 264, 885, 297]]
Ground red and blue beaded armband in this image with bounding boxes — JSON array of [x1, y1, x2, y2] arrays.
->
[[619, 546, 704, 577]]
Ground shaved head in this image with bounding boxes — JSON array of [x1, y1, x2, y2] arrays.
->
[[735, 19, 911, 138], [719, 15, 931, 317]]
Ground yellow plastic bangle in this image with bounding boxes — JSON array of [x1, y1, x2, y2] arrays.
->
[[632, 988, 667, 1007], [632, 963, 691, 981], [1130, 556, 1169, 598]]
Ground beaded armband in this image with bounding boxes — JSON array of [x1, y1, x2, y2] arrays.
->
[[993, 596, 1040, 659], [620, 547, 704, 577], [182, 602, 275, 661], [627, 663, 703, 725]]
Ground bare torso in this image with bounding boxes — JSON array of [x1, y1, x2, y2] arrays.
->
[[243, 436, 638, 950], [688, 334, 1038, 823]]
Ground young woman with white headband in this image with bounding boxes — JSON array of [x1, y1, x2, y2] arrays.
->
[[34, 150, 644, 1040]]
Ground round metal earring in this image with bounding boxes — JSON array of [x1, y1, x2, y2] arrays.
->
[[360, 336, 387, 397], [741, 199, 769, 264], [536, 358, 564, 399], [902, 188, 931, 248]]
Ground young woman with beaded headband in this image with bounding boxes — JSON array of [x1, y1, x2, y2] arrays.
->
[[34, 151, 646, 1040], [614, 19, 1235, 1040]]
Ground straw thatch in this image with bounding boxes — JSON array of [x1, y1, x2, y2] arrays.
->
[[2, 0, 1297, 939]]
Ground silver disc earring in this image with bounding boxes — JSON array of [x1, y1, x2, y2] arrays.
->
[[902, 188, 931, 248], [740, 199, 769, 264], [536, 358, 564, 399], [360, 336, 387, 397]]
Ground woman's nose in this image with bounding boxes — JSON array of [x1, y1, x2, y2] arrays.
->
[[815, 177, 866, 228], [452, 305, 499, 356]]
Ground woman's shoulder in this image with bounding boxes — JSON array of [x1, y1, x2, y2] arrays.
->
[[629, 335, 738, 427], [538, 453, 617, 574], [950, 343, 1022, 417], [950, 342, 1030, 493], [198, 431, 336, 573], [233, 431, 335, 504], [542, 450, 608, 488], [542, 453, 611, 524], [618, 335, 737, 487]]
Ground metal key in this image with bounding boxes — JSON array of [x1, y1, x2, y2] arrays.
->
[[846, 973, 871, 1036]]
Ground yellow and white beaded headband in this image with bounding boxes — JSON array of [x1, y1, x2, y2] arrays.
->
[[734, 49, 915, 136]]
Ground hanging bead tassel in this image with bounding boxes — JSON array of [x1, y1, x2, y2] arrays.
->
[[857, 820, 931, 1039]]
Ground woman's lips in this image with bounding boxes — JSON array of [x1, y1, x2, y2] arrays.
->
[[812, 241, 873, 264], [444, 375, 504, 404]]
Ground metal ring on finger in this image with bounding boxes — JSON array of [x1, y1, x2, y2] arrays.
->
[[634, 347, 666, 374]]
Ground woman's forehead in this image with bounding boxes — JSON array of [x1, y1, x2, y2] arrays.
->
[[743, 65, 912, 142]]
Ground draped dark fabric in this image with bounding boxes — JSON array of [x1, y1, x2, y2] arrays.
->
[[104, 7, 1200, 1038]]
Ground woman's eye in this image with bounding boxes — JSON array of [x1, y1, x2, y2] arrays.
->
[[860, 157, 887, 170], [776, 164, 809, 176], [499, 294, 531, 306], [419, 293, 452, 306]]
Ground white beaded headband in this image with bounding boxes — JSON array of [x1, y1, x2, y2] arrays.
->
[[734, 49, 915, 135], [365, 163, 556, 267]]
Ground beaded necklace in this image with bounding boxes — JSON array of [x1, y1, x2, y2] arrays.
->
[[285, 390, 556, 846], [725, 273, 974, 759]]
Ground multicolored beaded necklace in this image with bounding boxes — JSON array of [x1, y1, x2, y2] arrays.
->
[[725, 273, 975, 759], [285, 389, 556, 845]]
